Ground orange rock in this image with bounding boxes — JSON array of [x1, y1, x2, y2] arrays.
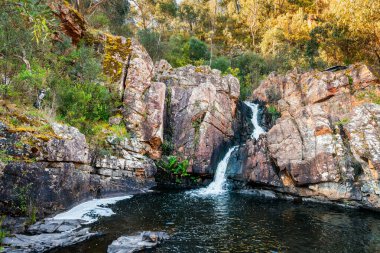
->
[[314, 126, 333, 136]]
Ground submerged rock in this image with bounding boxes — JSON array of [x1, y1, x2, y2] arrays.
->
[[108, 231, 169, 253]]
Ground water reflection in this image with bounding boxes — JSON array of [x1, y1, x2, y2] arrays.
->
[[52, 191, 380, 253]]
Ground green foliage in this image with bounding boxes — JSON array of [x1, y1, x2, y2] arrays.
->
[[88, 13, 111, 30], [355, 89, 380, 104], [231, 52, 276, 99], [163, 35, 191, 67], [56, 81, 117, 134], [156, 156, 190, 183], [137, 29, 165, 61], [62, 44, 103, 83], [335, 117, 350, 126], [267, 105, 281, 124], [187, 37, 210, 62], [0, 216, 8, 252], [211, 56, 230, 73], [0, 150, 14, 164], [161, 140, 174, 156]]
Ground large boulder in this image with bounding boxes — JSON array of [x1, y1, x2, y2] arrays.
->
[[44, 123, 89, 163], [156, 61, 240, 175]]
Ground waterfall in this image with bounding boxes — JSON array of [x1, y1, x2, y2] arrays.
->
[[196, 146, 238, 195], [243, 101, 266, 139], [192, 102, 265, 196]]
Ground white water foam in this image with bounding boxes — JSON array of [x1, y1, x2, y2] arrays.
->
[[193, 146, 238, 196], [243, 101, 266, 139], [52, 196, 132, 223], [190, 102, 266, 196]]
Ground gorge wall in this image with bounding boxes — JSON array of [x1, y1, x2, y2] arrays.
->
[[0, 16, 240, 221], [230, 64, 380, 211]]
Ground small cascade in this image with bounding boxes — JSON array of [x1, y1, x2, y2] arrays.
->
[[243, 101, 266, 139], [192, 102, 265, 196], [195, 146, 238, 195]]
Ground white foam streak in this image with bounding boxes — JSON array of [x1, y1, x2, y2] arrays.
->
[[194, 146, 238, 196], [243, 101, 266, 139], [52, 196, 132, 223]]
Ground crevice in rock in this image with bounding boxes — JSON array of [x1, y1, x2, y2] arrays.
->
[[313, 94, 335, 104], [291, 118, 304, 160], [162, 86, 173, 155], [338, 125, 363, 181], [121, 54, 132, 103]]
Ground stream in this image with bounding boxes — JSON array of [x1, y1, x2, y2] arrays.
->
[[52, 190, 380, 253]]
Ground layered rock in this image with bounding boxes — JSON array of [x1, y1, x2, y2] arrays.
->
[[0, 113, 156, 219], [236, 64, 380, 210], [155, 61, 240, 175]]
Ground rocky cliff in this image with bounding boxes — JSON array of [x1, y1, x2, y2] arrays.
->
[[0, 1, 241, 222], [231, 64, 380, 211], [155, 61, 240, 175]]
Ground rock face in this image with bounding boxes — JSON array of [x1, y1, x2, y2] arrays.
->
[[121, 39, 166, 159], [235, 64, 380, 210], [0, 117, 156, 219], [156, 61, 240, 174]]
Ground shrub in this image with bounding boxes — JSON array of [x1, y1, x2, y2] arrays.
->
[[267, 105, 281, 124], [55, 81, 117, 134], [211, 56, 231, 73], [62, 44, 103, 83], [163, 34, 190, 67], [156, 156, 190, 183], [88, 13, 110, 29], [161, 140, 174, 156], [187, 37, 210, 62], [137, 29, 165, 61]]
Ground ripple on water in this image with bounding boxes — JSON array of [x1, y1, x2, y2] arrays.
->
[[51, 191, 380, 253]]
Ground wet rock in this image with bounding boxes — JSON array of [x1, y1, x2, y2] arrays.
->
[[27, 219, 85, 234], [228, 136, 282, 187], [3, 227, 98, 253], [108, 231, 169, 253]]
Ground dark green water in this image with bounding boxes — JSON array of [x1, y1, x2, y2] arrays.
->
[[52, 190, 380, 253]]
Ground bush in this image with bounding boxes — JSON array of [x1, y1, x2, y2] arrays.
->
[[267, 105, 281, 124], [211, 56, 231, 73], [187, 37, 210, 62], [55, 81, 117, 134], [156, 156, 190, 183], [88, 13, 110, 29], [232, 52, 273, 99], [163, 34, 190, 67], [137, 29, 165, 61], [62, 44, 103, 83]]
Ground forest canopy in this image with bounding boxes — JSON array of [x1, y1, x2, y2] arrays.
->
[[1, 0, 379, 125]]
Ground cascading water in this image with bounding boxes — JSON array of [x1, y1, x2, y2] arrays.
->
[[194, 102, 266, 195], [196, 146, 238, 195], [243, 101, 266, 139]]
